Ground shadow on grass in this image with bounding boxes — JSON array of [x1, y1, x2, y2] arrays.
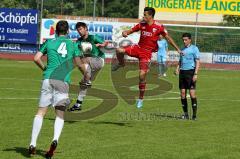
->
[[2, 147, 46, 158], [88, 121, 133, 127], [45, 117, 79, 124], [45, 117, 133, 127]]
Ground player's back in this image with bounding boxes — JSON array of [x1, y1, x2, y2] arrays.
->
[[42, 36, 78, 83], [46, 36, 76, 66]]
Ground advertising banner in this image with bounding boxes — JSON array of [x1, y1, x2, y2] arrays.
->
[[40, 19, 140, 45], [146, 0, 240, 15], [213, 53, 240, 64], [0, 8, 38, 44]]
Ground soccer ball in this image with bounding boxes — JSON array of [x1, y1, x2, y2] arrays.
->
[[81, 42, 92, 53]]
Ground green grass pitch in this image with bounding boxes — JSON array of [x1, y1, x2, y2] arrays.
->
[[1, 59, 240, 159]]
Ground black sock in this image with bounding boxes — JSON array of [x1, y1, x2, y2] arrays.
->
[[76, 100, 82, 104], [191, 98, 197, 117], [181, 98, 188, 116]]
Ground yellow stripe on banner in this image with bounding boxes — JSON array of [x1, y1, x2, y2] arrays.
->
[[146, 0, 240, 15]]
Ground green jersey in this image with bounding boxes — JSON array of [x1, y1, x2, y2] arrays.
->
[[39, 36, 81, 84], [76, 34, 105, 58]]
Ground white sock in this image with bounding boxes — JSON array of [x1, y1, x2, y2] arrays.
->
[[53, 116, 64, 142], [30, 115, 43, 147], [77, 89, 87, 101]]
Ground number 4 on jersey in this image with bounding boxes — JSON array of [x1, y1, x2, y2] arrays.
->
[[57, 42, 68, 57]]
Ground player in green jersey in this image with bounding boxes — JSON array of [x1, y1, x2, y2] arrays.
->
[[69, 22, 108, 111], [28, 20, 86, 158]]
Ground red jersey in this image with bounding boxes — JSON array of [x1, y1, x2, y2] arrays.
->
[[131, 20, 168, 52]]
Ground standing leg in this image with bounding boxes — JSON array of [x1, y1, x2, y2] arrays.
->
[[190, 89, 197, 120], [45, 107, 65, 158], [137, 58, 149, 108], [162, 56, 167, 76], [157, 54, 163, 77], [139, 70, 147, 100], [180, 89, 189, 119], [29, 107, 48, 155]]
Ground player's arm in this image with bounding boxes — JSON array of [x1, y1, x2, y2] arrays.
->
[[95, 41, 108, 47], [94, 35, 108, 47], [193, 59, 200, 82], [122, 23, 140, 37], [193, 47, 200, 82], [194, 60, 200, 75], [122, 29, 134, 37], [34, 40, 48, 71], [175, 61, 180, 75], [164, 34, 182, 54], [34, 51, 46, 71]]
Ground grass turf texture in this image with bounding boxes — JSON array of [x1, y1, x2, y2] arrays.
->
[[0, 59, 240, 159]]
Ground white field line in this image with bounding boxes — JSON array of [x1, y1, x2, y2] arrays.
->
[[1, 96, 240, 103]]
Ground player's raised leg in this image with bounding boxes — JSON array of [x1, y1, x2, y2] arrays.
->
[[112, 47, 126, 71], [69, 63, 91, 111]]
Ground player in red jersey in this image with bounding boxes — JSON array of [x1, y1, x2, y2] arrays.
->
[[112, 7, 182, 108]]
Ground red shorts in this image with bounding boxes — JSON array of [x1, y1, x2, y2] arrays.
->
[[124, 45, 152, 71]]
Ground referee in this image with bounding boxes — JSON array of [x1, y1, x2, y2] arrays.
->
[[175, 33, 200, 120]]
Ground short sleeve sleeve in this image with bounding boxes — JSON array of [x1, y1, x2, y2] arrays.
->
[[194, 46, 200, 60], [94, 34, 104, 44], [73, 42, 83, 57], [39, 40, 48, 55], [159, 25, 168, 37], [131, 23, 141, 32]]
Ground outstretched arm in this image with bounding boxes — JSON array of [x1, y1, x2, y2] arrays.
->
[[165, 34, 182, 54], [122, 29, 134, 37], [95, 41, 109, 47]]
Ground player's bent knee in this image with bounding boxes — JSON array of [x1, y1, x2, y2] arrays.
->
[[54, 98, 71, 111], [55, 105, 66, 111], [116, 47, 125, 53], [180, 92, 186, 98], [36, 107, 48, 117]]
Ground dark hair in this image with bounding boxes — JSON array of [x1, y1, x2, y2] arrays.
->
[[76, 22, 88, 30], [182, 33, 192, 39], [55, 20, 69, 35], [144, 7, 155, 18]]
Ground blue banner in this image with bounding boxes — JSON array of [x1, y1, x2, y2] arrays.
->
[[0, 43, 37, 54], [0, 8, 38, 44], [212, 53, 240, 64]]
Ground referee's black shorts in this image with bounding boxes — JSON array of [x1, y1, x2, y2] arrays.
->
[[179, 69, 196, 89]]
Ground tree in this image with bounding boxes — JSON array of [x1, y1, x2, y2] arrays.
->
[[0, 0, 29, 9], [223, 15, 240, 27], [0, 0, 139, 18]]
